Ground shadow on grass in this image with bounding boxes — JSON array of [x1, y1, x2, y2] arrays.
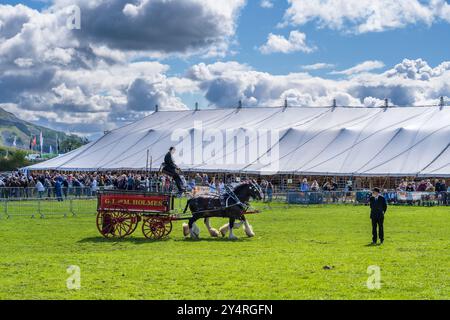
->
[[174, 237, 252, 243], [78, 236, 252, 244], [77, 236, 170, 245], [364, 243, 383, 247]]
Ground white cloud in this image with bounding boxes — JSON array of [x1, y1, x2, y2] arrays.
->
[[259, 30, 315, 54], [281, 0, 449, 33], [260, 0, 274, 9], [186, 59, 450, 108], [0, 2, 245, 135], [301, 63, 335, 71], [331, 60, 385, 75]]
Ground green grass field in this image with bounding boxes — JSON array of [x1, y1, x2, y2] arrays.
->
[[0, 200, 449, 300]]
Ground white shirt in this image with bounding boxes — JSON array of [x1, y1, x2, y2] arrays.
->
[[36, 181, 45, 192]]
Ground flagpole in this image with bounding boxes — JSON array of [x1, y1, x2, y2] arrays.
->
[[39, 131, 43, 157], [150, 156, 153, 175], [146, 149, 149, 174]]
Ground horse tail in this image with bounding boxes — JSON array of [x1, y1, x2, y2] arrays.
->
[[183, 199, 192, 214]]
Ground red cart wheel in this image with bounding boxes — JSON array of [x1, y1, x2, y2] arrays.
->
[[127, 214, 141, 235], [162, 218, 173, 236], [96, 206, 137, 239], [142, 217, 172, 239]]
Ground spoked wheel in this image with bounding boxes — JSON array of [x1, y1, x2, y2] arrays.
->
[[142, 217, 173, 240], [96, 206, 138, 239], [128, 215, 141, 235]]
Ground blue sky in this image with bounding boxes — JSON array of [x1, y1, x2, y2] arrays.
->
[[1, 0, 450, 136]]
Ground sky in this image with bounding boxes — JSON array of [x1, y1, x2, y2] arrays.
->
[[1, 0, 450, 139]]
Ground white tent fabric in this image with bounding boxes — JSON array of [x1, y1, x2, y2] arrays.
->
[[26, 106, 450, 177]]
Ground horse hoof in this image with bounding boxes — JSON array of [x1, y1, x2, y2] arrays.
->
[[209, 228, 220, 238], [182, 223, 190, 237], [219, 224, 229, 237], [229, 233, 238, 240], [244, 225, 255, 237], [190, 231, 199, 239], [190, 224, 200, 239]]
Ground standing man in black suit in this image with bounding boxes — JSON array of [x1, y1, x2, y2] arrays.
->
[[369, 187, 387, 245]]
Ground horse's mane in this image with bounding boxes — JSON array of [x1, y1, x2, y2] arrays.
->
[[233, 182, 249, 193]]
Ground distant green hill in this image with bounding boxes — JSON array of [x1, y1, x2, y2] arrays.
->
[[0, 107, 88, 153]]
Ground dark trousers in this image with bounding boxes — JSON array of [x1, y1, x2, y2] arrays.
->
[[371, 216, 384, 243], [163, 167, 184, 192]]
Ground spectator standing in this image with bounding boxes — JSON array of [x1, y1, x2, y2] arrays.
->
[[266, 181, 274, 203], [91, 177, 98, 195], [62, 177, 69, 198], [55, 177, 64, 202], [36, 180, 45, 198], [310, 180, 320, 192], [300, 178, 310, 192]]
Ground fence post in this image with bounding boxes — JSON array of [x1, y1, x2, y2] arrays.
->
[[5, 200, 9, 219], [38, 199, 44, 219], [70, 199, 76, 217]]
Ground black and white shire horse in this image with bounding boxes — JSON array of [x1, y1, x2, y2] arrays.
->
[[182, 181, 263, 239]]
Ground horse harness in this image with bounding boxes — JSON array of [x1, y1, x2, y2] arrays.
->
[[191, 185, 249, 213]]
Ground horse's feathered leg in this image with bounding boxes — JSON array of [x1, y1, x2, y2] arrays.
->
[[228, 218, 238, 240], [204, 218, 220, 237], [219, 222, 229, 237], [219, 220, 243, 237], [241, 215, 255, 237], [183, 216, 200, 239]]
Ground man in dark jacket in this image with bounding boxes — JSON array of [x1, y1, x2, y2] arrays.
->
[[162, 147, 185, 195], [369, 187, 387, 245]]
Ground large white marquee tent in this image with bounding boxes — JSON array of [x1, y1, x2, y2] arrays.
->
[[26, 106, 450, 177]]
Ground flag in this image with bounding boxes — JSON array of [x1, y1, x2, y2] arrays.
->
[[31, 136, 37, 151], [12, 136, 17, 147], [39, 131, 43, 154], [56, 135, 60, 154], [49, 145, 53, 154], [29, 137, 32, 150]]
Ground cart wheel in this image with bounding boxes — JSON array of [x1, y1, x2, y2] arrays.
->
[[96, 207, 136, 239], [162, 219, 173, 237], [142, 217, 171, 240], [127, 214, 141, 236]]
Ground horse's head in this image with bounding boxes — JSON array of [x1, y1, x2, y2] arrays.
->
[[233, 180, 263, 202], [247, 180, 263, 200]]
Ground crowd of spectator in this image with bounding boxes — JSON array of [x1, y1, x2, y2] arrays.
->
[[396, 179, 449, 193], [1, 172, 450, 204], [0, 171, 276, 201], [296, 178, 351, 192], [0, 171, 189, 199]]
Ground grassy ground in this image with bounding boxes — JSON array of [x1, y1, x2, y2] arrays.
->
[[0, 200, 449, 300]]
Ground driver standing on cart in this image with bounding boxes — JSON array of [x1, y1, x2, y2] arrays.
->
[[162, 147, 185, 196]]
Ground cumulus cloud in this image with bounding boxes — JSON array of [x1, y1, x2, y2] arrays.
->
[[186, 59, 450, 108], [126, 78, 187, 112], [281, 0, 450, 33], [53, 0, 245, 56], [331, 60, 385, 76], [259, 30, 315, 54], [301, 63, 335, 71], [0, 2, 238, 136]]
